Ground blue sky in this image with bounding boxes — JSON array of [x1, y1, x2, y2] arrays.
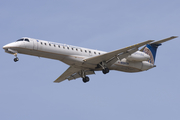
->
[[1, 0, 180, 120]]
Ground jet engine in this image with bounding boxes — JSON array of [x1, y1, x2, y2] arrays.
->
[[126, 51, 150, 62]]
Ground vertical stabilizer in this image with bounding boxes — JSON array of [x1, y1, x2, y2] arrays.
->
[[142, 36, 178, 65], [143, 44, 161, 64]]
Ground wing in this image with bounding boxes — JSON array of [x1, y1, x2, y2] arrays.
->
[[54, 66, 81, 83], [54, 66, 95, 83], [83, 40, 154, 67], [54, 40, 154, 83]]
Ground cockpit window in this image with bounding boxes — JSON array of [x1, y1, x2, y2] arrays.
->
[[16, 39, 24, 42], [25, 39, 30, 42]]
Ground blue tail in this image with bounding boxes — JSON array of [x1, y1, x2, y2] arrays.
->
[[143, 36, 177, 65], [143, 44, 161, 65]]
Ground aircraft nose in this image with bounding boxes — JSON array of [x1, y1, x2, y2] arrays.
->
[[3, 44, 8, 49], [2, 42, 17, 49]]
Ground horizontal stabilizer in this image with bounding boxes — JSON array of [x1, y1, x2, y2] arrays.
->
[[140, 36, 178, 51], [141, 36, 178, 64], [150, 36, 178, 45]]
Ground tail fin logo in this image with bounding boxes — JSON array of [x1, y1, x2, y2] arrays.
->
[[143, 47, 154, 64]]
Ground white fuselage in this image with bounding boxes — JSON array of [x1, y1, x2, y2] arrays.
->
[[3, 37, 154, 73]]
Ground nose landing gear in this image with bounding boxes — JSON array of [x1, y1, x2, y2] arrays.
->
[[14, 57, 19, 62], [13, 53, 19, 62]]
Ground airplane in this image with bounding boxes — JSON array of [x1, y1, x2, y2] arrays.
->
[[3, 36, 178, 83]]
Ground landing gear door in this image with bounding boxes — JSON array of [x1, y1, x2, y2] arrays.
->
[[33, 40, 38, 50]]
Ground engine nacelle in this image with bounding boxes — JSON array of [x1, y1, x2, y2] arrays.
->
[[141, 61, 155, 70], [126, 51, 150, 62]]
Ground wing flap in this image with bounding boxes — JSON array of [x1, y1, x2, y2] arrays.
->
[[68, 70, 95, 80], [54, 66, 95, 83]]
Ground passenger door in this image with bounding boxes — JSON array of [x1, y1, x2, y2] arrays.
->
[[33, 40, 38, 50]]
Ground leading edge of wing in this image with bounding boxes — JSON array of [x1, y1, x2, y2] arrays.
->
[[83, 40, 154, 64], [54, 66, 81, 83]]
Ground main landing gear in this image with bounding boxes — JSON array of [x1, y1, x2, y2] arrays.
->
[[102, 67, 109, 74], [99, 62, 110, 74], [81, 67, 109, 83], [80, 70, 90, 83], [82, 76, 90, 83], [13, 53, 19, 62]]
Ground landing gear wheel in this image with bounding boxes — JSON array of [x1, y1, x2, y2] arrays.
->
[[14, 57, 19, 62], [102, 68, 109, 74], [82, 76, 90, 83]]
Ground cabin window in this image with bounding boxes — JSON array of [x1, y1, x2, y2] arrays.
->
[[80, 49, 82, 52], [25, 39, 30, 42], [63, 46, 65, 49], [54, 44, 56, 47], [49, 44, 51, 46], [41, 42, 43, 45], [16, 39, 24, 42], [85, 50, 87, 53], [58, 45, 60, 48], [94, 52, 96, 54], [99, 53, 101, 55], [89, 51, 91, 53], [72, 48, 74, 50], [76, 48, 78, 51], [67, 47, 69, 49], [44, 43, 47, 45]]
